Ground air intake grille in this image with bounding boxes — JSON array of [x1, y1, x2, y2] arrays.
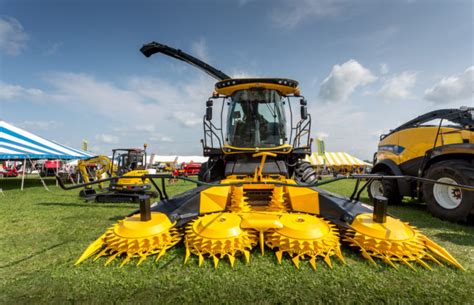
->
[[244, 189, 273, 207]]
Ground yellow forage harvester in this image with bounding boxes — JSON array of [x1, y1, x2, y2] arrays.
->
[[71, 42, 466, 271]]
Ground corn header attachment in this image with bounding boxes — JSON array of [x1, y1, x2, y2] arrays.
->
[[62, 172, 466, 271], [59, 41, 468, 272]]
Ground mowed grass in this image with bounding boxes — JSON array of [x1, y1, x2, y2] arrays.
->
[[0, 177, 473, 304]]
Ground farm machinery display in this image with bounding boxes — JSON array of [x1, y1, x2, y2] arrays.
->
[[77, 146, 158, 202], [58, 42, 471, 271], [369, 108, 473, 222]]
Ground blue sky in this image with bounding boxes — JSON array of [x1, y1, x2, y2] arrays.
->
[[0, 0, 473, 159]]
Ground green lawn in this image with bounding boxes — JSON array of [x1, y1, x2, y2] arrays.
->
[[0, 177, 473, 304]]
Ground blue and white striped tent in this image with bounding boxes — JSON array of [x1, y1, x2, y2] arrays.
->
[[0, 120, 94, 160]]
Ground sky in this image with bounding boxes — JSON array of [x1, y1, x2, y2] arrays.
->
[[0, 0, 473, 160]]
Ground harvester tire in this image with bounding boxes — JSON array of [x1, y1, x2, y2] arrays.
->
[[294, 161, 318, 184], [197, 162, 208, 182], [198, 160, 224, 183], [368, 172, 402, 205], [423, 160, 474, 222]]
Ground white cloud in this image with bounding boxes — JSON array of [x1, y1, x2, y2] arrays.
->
[[309, 102, 375, 158], [424, 66, 474, 104], [0, 72, 215, 154], [43, 73, 146, 116], [365, 26, 399, 49], [376, 71, 417, 101], [127, 76, 182, 103], [315, 131, 329, 139], [231, 70, 257, 78], [38, 72, 213, 129], [371, 129, 384, 138], [319, 59, 376, 103], [17, 120, 61, 131], [0, 82, 43, 100], [271, 0, 346, 29], [380, 63, 389, 75], [0, 16, 28, 55], [172, 111, 202, 128], [238, 0, 253, 6], [95, 134, 119, 144], [43, 42, 63, 56], [149, 135, 174, 143], [191, 38, 209, 62]]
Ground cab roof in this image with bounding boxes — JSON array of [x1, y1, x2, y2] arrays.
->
[[214, 78, 299, 96]]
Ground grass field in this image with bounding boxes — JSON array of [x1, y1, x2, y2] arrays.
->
[[0, 177, 473, 304]]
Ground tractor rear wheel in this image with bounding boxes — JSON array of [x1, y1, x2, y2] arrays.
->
[[423, 160, 474, 222], [294, 161, 318, 184], [367, 172, 403, 205]]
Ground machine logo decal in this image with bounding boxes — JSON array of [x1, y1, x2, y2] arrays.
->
[[378, 145, 405, 155]]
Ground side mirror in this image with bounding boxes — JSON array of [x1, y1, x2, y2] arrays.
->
[[301, 105, 308, 120], [300, 98, 308, 120], [205, 99, 213, 121], [206, 106, 212, 121]]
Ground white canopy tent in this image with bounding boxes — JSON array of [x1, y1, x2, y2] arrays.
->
[[0, 120, 93, 160], [305, 152, 372, 173], [0, 120, 94, 190]]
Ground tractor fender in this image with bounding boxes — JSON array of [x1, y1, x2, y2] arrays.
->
[[423, 143, 474, 174], [372, 159, 411, 196]]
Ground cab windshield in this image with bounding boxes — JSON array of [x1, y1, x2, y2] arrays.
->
[[226, 88, 286, 148], [115, 151, 145, 175]]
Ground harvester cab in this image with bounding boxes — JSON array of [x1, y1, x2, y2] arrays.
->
[[200, 78, 312, 182], [67, 41, 467, 271]]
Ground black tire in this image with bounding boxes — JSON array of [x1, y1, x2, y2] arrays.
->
[[423, 160, 474, 222], [79, 188, 96, 198], [367, 171, 403, 205], [198, 162, 209, 182], [294, 161, 318, 184], [146, 191, 159, 198], [198, 160, 224, 182]]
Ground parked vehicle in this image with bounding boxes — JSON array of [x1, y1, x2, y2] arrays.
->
[[369, 107, 473, 222], [0, 165, 18, 177]]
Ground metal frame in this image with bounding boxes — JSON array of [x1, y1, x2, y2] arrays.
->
[[202, 96, 226, 154]]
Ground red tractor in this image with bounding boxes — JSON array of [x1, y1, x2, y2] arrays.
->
[[182, 163, 201, 176], [172, 162, 202, 177]]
